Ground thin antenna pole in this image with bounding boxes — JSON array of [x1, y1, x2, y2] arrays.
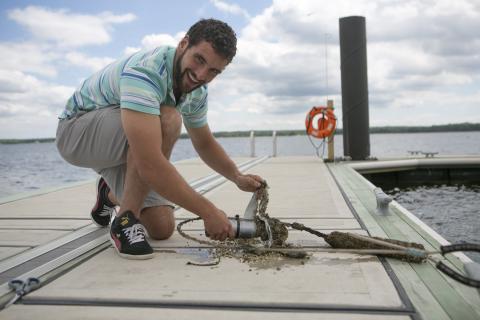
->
[[324, 33, 329, 100]]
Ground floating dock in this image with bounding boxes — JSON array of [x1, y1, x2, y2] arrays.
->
[[1, 156, 479, 319]]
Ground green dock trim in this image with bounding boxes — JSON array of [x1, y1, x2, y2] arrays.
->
[[328, 163, 480, 320]]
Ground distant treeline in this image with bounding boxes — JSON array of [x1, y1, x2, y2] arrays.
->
[[368, 122, 480, 134], [206, 122, 480, 138], [0, 138, 56, 144], [2, 123, 479, 144]]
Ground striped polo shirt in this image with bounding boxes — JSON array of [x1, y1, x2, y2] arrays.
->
[[59, 46, 208, 128]]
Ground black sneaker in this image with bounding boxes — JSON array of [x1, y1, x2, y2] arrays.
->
[[110, 210, 154, 260], [90, 176, 116, 228]]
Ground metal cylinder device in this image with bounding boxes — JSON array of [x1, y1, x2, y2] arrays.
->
[[228, 216, 257, 239], [339, 16, 370, 160]]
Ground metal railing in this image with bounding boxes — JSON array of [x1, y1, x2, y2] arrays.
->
[[249, 130, 278, 157]]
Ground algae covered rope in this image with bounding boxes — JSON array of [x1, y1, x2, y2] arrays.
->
[[177, 181, 427, 264], [285, 222, 426, 263], [255, 181, 427, 263]]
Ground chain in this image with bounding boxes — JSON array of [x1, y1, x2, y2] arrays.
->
[[176, 182, 290, 265], [176, 217, 234, 249]]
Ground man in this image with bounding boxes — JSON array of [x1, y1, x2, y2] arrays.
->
[[56, 19, 264, 260]]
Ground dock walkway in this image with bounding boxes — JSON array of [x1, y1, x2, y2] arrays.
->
[[0, 156, 479, 319]]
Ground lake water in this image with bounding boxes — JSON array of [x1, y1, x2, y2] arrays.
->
[[1, 131, 479, 259], [390, 185, 480, 262], [2, 131, 479, 197]]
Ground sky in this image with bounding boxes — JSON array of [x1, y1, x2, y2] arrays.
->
[[0, 0, 479, 139]]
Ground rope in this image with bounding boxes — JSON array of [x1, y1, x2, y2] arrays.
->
[[176, 218, 428, 261], [175, 182, 429, 265], [307, 135, 327, 157], [176, 217, 250, 266], [285, 222, 328, 238], [305, 108, 331, 158], [176, 217, 233, 249]]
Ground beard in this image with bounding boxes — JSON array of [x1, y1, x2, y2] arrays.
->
[[174, 51, 203, 95]]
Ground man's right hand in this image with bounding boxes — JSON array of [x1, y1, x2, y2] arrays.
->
[[203, 208, 234, 241]]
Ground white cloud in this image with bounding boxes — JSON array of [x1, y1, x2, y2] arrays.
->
[[204, 0, 480, 131], [140, 32, 185, 49], [0, 6, 135, 138], [123, 46, 142, 56], [123, 32, 185, 56], [371, 90, 480, 126], [0, 70, 73, 114], [0, 69, 73, 138], [210, 0, 250, 19], [1, 7, 134, 83], [65, 52, 115, 72], [99, 11, 137, 24], [8, 6, 136, 47], [0, 42, 60, 78], [2, 0, 480, 138]]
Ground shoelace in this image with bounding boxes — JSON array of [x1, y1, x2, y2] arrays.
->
[[98, 205, 114, 217], [122, 224, 147, 244]]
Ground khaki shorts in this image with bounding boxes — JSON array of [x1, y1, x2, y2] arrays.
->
[[56, 106, 173, 209]]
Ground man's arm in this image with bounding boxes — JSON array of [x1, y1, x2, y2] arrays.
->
[[187, 125, 263, 192], [121, 108, 233, 240]]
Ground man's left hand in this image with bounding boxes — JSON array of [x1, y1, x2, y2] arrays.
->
[[235, 174, 264, 192]]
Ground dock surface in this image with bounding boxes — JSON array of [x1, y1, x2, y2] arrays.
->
[[0, 156, 479, 319]]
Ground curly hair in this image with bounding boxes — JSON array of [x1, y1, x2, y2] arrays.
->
[[186, 19, 237, 63]]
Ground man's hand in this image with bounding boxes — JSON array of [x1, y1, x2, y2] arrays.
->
[[235, 174, 264, 192], [203, 208, 234, 241], [187, 125, 265, 193]]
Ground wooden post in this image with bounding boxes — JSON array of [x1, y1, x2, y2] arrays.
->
[[250, 131, 255, 157], [272, 131, 277, 157], [327, 100, 335, 161]]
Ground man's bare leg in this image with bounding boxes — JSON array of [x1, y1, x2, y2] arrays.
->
[[109, 106, 181, 258], [115, 106, 182, 240], [109, 147, 154, 259], [117, 149, 151, 218], [140, 106, 181, 240]]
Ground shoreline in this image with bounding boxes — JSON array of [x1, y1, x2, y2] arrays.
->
[[1, 122, 480, 144]]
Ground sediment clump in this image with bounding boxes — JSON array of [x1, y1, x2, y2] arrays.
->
[[254, 215, 289, 246]]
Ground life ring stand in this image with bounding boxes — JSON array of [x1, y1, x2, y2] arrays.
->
[[305, 106, 337, 139]]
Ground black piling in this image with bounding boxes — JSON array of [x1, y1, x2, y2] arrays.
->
[[339, 16, 370, 160]]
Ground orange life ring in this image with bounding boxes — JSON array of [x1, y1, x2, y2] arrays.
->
[[305, 106, 336, 139]]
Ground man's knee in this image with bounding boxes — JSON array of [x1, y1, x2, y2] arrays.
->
[[148, 218, 175, 241], [141, 206, 175, 240]]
